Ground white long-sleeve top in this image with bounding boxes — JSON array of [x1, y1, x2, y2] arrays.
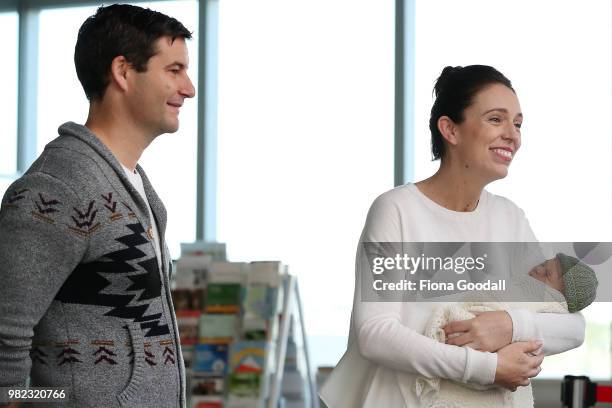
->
[[319, 184, 585, 408]]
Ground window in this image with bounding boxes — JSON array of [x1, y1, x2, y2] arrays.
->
[[0, 12, 19, 179], [216, 0, 395, 368], [414, 0, 612, 379], [36, 1, 199, 257]]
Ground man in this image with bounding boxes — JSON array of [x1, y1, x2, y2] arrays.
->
[[0, 4, 195, 407]]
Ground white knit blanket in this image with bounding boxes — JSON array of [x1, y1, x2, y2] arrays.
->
[[403, 276, 568, 408]]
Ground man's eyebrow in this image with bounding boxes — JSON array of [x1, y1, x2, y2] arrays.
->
[[482, 108, 523, 119], [165, 62, 187, 69]]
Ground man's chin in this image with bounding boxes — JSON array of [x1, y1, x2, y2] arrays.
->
[[160, 121, 180, 135]]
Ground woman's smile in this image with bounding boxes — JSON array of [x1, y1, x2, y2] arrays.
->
[[490, 147, 513, 163]]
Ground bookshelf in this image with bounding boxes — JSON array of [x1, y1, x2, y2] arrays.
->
[[267, 274, 318, 408], [171, 246, 318, 408]]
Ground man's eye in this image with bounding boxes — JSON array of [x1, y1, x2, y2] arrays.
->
[[514, 122, 522, 129], [489, 117, 502, 123]]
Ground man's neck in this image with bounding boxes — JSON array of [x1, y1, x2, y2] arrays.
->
[[85, 108, 153, 172]]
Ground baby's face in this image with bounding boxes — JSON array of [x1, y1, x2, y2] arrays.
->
[[528, 258, 565, 295]]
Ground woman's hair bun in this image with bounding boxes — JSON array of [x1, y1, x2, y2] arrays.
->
[[433, 66, 463, 97]]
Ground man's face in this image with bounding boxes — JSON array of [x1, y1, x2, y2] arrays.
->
[[126, 36, 195, 137]]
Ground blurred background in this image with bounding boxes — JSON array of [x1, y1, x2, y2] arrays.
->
[[1, 1, 611, 406]]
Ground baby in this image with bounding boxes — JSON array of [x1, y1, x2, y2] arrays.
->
[[527, 253, 597, 313], [409, 253, 598, 408]]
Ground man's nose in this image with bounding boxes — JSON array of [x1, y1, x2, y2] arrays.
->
[[181, 74, 196, 98]]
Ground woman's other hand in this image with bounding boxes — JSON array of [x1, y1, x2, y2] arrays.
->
[[443, 311, 512, 352], [494, 340, 544, 391]]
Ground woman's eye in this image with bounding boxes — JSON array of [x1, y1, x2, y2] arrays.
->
[[489, 117, 502, 123]]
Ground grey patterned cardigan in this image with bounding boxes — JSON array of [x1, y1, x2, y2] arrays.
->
[[0, 122, 185, 407]]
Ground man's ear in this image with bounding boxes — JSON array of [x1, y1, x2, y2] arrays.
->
[[437, 116, 460, 147], [109, 55, 130, 93]]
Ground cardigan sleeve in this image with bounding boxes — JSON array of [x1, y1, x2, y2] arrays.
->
[[506, 209, 586, 355], [0, 173, 89, 387], [352, 194, 498, 386]]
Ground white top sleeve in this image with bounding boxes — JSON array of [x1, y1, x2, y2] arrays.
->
[[352, 195, 498, 385], [507, 308, 585, 355], [506, 210, 586, 355]]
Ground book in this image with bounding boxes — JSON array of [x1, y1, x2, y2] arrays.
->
[[243, 284, 278, 321], [226, 340, 267, 399], [175, 255, 213, 289], [199, 314, 237, 343], [194, 344, 229, 376], [208, 262, 248, 284], [248, 261, 283, 286], [190, 373, 225, 396], [181, 241, 227, 261], [190, 395, 224, 408], [205, 283, 242, 314], [173, 289, 206, 312], [177, 310, 201, 346], [228, 341, 266, 374]]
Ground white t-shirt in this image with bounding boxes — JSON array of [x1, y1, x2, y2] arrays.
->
[[319, 183, 585, 408], [121, 164, 163, 272]]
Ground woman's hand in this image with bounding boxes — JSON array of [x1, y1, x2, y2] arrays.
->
[[494, 340, 544, 391], [443, 311, 513, 352]]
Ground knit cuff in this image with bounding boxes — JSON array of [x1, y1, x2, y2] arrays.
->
[[507, 308, 537, 342], [462, 347, 497, 385]]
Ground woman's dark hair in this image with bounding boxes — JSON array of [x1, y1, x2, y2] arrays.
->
[[75, 4, 192, 101], [429, 65, 514, 160]]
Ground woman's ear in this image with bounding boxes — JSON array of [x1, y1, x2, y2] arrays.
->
[[437, 116, 460, 147], [109, 55, 130, 93]]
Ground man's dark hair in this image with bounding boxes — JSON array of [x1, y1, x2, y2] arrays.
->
[[75, 4, 192, 101], [429, 65, 514, 160]]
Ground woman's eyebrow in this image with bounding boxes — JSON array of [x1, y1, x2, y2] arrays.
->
[[482, 108, 523, 119]]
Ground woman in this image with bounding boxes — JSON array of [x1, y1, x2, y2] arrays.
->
[[319, 65, 585, 407]]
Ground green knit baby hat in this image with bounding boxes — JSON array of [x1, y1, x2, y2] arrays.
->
[[557, 253, 598, 313]]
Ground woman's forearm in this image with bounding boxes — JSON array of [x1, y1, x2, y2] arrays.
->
[[507, 309, 585, 355], [356, 313, 498, 385]]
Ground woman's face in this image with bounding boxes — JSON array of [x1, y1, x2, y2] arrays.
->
[[453, 83, 523, 182]]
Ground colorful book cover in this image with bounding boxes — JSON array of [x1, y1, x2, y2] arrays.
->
[[177, 310, 201, 351], [209, 262, 247, 284], [172, 289, 206, 312], [229, 341, 266, 374], [194, 344, 229, 375], [227, 372, 261, 399], [175, 255, 213, 289], [205, 283, 242, 314], [181, 241, 227, 261], [190, 395, 224, 408], [199, 314, 237, 343], [190, 373, 225, 396], [249, 261, 282, 286], [172, 289, 193, 312]]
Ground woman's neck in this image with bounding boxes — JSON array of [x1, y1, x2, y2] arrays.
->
[[415, 159, 487, 212]]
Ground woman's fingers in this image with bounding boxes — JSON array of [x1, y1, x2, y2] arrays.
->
[[527, 366, 542, 378], [443, 319, 472, 336], [445, 332, 472, 346], [462, 341, 481, 350], [530, 353, 544, 368]]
